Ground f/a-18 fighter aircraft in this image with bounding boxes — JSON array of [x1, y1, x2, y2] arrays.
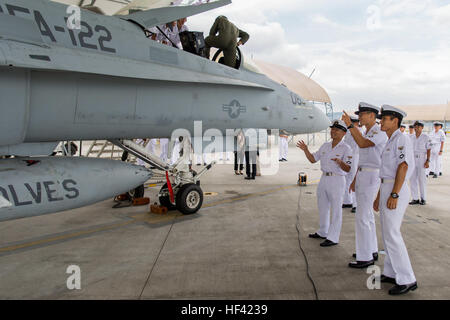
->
[[0, 0, 330, 221]]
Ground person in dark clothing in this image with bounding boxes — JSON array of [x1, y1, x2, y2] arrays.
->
[[245, 150, 257, 180], [205, 16, 249, 68]]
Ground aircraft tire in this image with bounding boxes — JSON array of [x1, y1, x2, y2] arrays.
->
[[176, 183, 203, 215]]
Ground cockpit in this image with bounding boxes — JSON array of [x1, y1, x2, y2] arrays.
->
[[178, 31, 245, 70]]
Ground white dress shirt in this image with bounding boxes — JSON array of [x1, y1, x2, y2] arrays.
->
[[359, 124, 388, 169], [313, 140, 353, 176], [412, 133, 431, 154], [429, 130, 446, 152], [380, 129, 415, 181]]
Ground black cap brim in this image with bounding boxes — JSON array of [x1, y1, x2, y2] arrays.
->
[[356, 107, 378, 115], [378, 111, 404, 121], [329, 124, 347, 132]]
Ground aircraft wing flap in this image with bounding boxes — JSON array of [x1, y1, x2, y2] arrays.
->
[[122, 0, 232, 28]]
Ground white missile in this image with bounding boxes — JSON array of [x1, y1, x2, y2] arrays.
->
[[0, 157, 152, 222]]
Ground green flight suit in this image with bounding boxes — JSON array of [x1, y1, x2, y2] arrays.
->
[[205, 16, 249, 68]]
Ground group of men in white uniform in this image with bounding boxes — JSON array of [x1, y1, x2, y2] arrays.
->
[[135, 138, 170, 166], [297, 103, 431, 295]]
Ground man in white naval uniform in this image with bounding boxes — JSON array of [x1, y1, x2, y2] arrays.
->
[[160, 138, 170, 163], [175, 18, 189, 49], [399, 125, 406, 134], [374, 105, 418, 296], [135, 139, 148, 167], [157, 21, 180, 48], [342, 116, 361, 213], [147, 139, 158, 155], [297, 120, 353, 247], [409, 121, 431, 206], [429, 122, 446, 178], [279, 130, 289, 162], [343, 103, 387, 269]]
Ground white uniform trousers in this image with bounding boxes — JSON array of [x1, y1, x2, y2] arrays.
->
[[355, 170, 379, 261], [316, 175, 345, 243], [343, 153, 359, 206], [160, 138, 169, 162], [279, 137, 288, 160], [410, 153, 427, 201], [380, 182, 416, 285], [429, 150, 439, 174], [147, 139, 158, 155], [438, 153, 442, 174], [195, 153, 208, 164]]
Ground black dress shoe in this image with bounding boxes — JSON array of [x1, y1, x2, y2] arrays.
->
[[429, 172, 435, 176], [245, 176, 255, 180], [409, 200, 420, 205], [388, 282, 418, 295], [351, 207, 356, 213], [433, 174, 438, 179], [420, 199, 426, 205], [348, 260, 374, 269], [352, 252, 378, 261], [439, 172, 442, 176], [309, 233, 326, 239], [342, 204, 353, 208], [380, 275, 397, 284], [320, 239, 337, 247]]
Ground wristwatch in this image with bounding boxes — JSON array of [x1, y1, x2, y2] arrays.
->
[[390, 193, 399, 199], [347, 124, 354, 130]]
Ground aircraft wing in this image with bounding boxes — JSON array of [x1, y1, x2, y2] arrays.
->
[[121, 0, 232, 28]]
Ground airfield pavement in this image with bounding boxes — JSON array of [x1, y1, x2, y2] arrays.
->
[[0, 141, 449, 300]]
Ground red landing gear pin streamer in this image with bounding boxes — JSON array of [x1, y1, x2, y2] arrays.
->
[[165, 171, 175, 204]]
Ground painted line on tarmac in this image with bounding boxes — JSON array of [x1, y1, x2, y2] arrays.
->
[[0, 220, 136, 256], [0, 181, 320, 255]]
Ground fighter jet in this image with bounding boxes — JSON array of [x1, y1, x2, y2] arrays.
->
[[0, 0, 330, 221]]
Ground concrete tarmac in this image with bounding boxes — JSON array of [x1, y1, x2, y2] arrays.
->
[[0, 143, 449, 300]]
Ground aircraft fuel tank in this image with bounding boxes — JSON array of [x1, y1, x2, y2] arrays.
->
[[0, 157, 152, 221]]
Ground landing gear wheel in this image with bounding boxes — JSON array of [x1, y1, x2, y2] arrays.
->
[[176, 183, 203, 215], [129, 184, 145, 199], [159, 183, 176, 211]]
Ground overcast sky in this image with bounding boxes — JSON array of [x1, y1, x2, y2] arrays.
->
[[186, 0, 450, 112]]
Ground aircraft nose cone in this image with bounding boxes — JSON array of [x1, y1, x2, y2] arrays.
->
[[313, 106, 331, 132]]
